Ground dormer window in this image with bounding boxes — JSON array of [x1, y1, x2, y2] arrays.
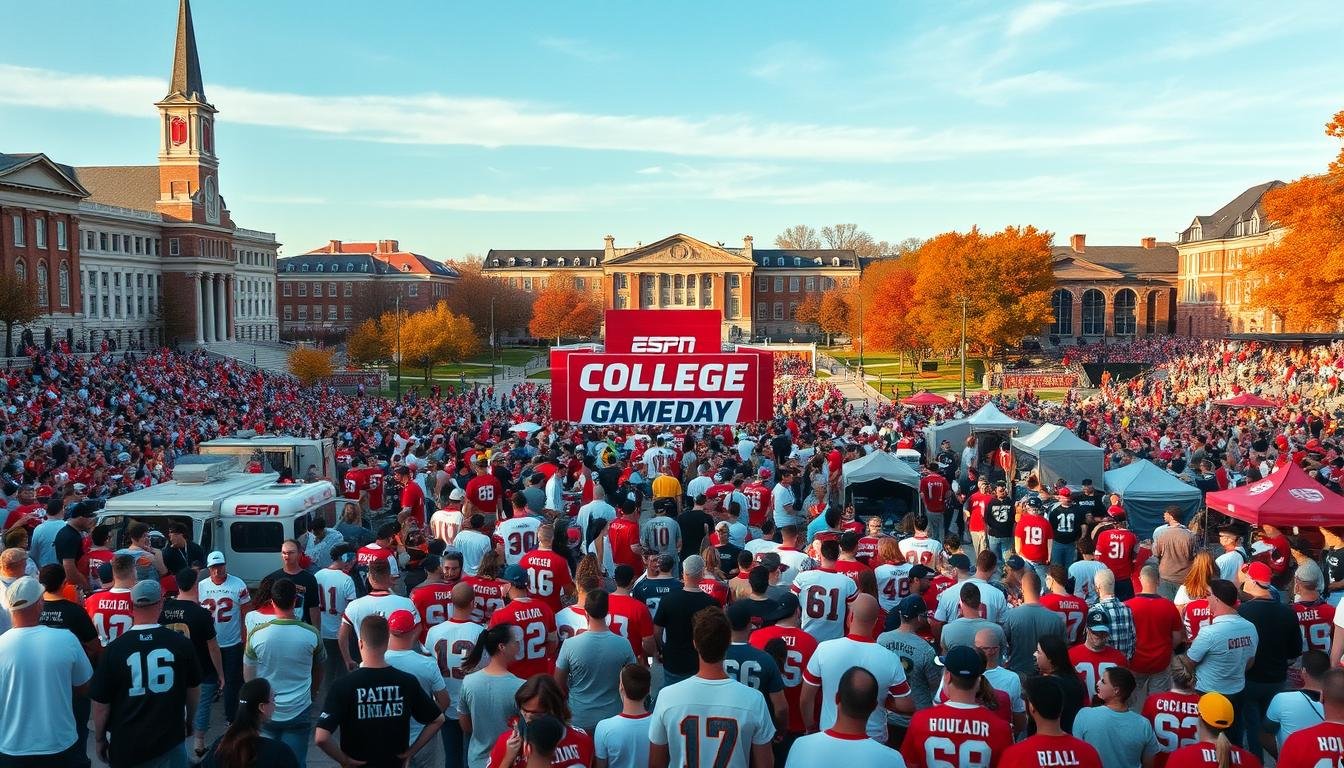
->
[[832, 257, 840, 267], [401, 265, 410, 272], [361, 264, 369, 273], [556, 257, 565, 267], [815, 258, 822, 266], [541, 258, 549, 267], [330, 264, 339, 273], [1190, 224, 1202, 241], [508, 258, 516, 266], [1248, 214, 1260, 235], [492, 259, 500, 267], [346, 263, 354, 272], [776, 257, 784, 267], [525, 258, 533, 266], [793, 257, 801, 266], [316, 263, 324, 272], [301, 264, 309, 272], [588, 258, 597, 267]]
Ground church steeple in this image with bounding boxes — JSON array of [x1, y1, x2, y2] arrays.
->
[[167, 0, 206, 102]]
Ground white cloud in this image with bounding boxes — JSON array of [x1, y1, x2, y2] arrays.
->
[[749, 42, 831, 81], [1006, 2, 1069, 37], [394, 192, 584, 212], [538, 37, 615, 63], [0, 64, 1179, 163], [964, 70, 1090, 104]]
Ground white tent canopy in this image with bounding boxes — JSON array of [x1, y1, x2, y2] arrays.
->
[[1104, 459, 1203, 539], [1012, 424, 1104, 490], [843, 450, 922, 488], [967, 402, 1022, 433]]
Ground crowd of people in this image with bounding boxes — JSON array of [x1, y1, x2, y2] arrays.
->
[[3, 337, 1344, 766]]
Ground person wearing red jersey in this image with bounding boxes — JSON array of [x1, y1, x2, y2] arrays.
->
[[82, 524, 116, 591], [607, 564, 654, 661], [1014, 499, 1053, 578], [856, 516, 884, 565], [742, 470, 774, 528], [1041, 564, 1090, 644], [517, 523, 574, 614], [84, 552, 135, 645], [1126, 565, 1187, 708], [919, 464, 950, 540], [900, 644, 1012, 768], [1293, 562, 1336, 655], [606, 494, 644, 573], [833, 532, 872, 584], [409, 554, 457, 640], [1253, 523, 1292, 580], [342, 458, 384, 510], [1001, 676, 1103, 768], [965, 478, 994, 555], [487, 676, 595, 768], [1276, 668, 1344, 767], [393, 465, 427, 528], [487, 564, 558, 680], [1163, 692, 1261, 768], [750, 592, 819, 740], [1069, 608, 1128, 701], [356, 522, 402, 583], [463, 551, 510, 625], [464, 458, 505, 526], [1093, 509, 1140, 600], [1144, 668, 1202, 768]]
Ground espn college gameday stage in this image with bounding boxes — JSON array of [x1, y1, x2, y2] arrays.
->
[[550, 310, 774, 425]]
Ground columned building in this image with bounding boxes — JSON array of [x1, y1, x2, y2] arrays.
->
[[1175, 181, 1286, 336], [484, 233, 861, 340], [0, 0, 278, 353], [1047, 234, 1179, 341]]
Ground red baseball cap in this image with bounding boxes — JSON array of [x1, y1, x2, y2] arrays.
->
[[1243, 561, 1272, 587], [387, 609, 418, 635], [1057, 487, 1072, 497], [35, 484, 54, 499], [758, 468, 772, 479]]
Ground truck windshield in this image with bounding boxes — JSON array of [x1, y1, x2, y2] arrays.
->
[[98, 513, 212, 552]]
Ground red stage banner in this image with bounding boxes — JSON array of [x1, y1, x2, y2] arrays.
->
[[550, 311, 772, 425]]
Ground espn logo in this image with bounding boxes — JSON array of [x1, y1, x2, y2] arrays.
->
[[234, 503, 280, 516], [630, 336, 696, 353]]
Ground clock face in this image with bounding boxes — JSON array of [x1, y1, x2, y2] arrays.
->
[[170, 116, 187, 146]]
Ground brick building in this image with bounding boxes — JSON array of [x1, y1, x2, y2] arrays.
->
[[0, 0, 279, 352], [483, 233, 861, 341], [276, 239, 458, 338], [1047, 234, 1179, 341], [1175, 181, 1286, 336]]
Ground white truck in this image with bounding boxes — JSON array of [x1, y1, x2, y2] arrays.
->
[[198, 433, 337, 483], [97, 455, 356, 586]]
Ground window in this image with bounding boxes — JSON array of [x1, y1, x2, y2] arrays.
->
[[789, 302, 798, 319], [56, 220, 67, 250], [729, 274, 740, 288], [773, 302, 783, 320], [729, 298, 739, 318], [793, 257, 800, 266], [540, 258, 549, 267], [575, 277, 585, 291], [589, 258, 598, 267], [344, 306, 353, 321], [1050, 290, 1073, 336], [11, 214, 23, 246], [328, 305, 337, 320], [774, 278, 783, 292], [297, 283, 307, 297], [758, 277, 768, 292], [316, 263, 325, 272], [776, 257, 784, 267], [757, 303, 767, 319], [312, 304, 321, 319], [408, 284, 418, 297], [312, 282, 322, 296], [522, 278, 532, 291], [85, 231, 94, 250], [168, 237, 179, 256], [832, 257, 840, 267], [343, 283, 352, 297], [327, 283, 337, 297], [674, 275, 684, 303], [615, 295, 628, 309], [58, 263, 69, 307], [283, 306, 292, 320], [616, 273, 628, 289], [1081, 289, 1105, 335], [788, 277, 799, 292], [282, 283, 292, 297], [14, 259, 25, 282], [301, 264, 309, 273], [36, 263, 49, 306], [1113, 289, 1137, 336]]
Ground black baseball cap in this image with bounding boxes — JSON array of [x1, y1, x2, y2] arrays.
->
[[769, 592, 801, 623], [948, 553, 972, 571], [908, 564, 936, 579], [897, 594, 926, 620], [726, 600, 754, 631], [937, 645, 985, 679]]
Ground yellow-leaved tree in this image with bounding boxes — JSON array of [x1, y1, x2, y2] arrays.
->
[[401, 302, 481, 380], [288, 345, 335, 386], [528, 278, 602, 344]]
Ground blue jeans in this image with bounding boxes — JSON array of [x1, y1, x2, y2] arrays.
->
[[128, 743, 188, 768], [261, 704, 312, 765], [441, 717, 466, 768], [193, 678, 219, 734], [1050, 541, 1076, 568], [987, 535, 1012, 564]]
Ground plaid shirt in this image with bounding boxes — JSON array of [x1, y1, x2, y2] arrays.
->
[[1095, 596, 1136, 660]]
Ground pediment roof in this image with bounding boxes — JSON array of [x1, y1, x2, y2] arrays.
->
[[603, 233, 755, 266], [1052, 255, 1125, 281], [0, 153, 89, 198]]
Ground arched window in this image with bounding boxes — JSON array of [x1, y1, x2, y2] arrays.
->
[[36, 262, 49, 306], [508, 258, 516, 266], [492, 259, 500, 267], [58, 262, 69, 307], [346, 263, 354, 272], [14, 259, 25, 283], [301, 264, 309, 272], [1113, 289, 1137, 335], [330, 264, 340, 273], [831, 257, 840, 267], [316, 263, 324, 272], [556, 258, 566, 267], [588, 258, 597, 267], [1081, 289, 1105, 335], [793, 257, 800, 266], [776, 257, 784, 267], [540, 258, 549, 267], [1050, 289, 1073, 335]]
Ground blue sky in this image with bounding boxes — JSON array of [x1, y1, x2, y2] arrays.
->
[[2, 0, 1342, 259]]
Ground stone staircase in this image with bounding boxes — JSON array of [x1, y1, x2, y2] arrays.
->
[[186, 341, 295, 374]]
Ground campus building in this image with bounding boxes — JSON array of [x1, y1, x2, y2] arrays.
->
[[1047, 234, 1180, 341], [276, 239, 458, 338], [483, 233, 862, 341], [0, 0, 279, 353]]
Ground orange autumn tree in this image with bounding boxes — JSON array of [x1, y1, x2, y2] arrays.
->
[[911, 225, 1055, 360], [1243, 108, 1344, 330], [817, 290, 851, 345], [855, 256, 922, 360], [528, 278, 602, 344], [794, 293, 821, 333]]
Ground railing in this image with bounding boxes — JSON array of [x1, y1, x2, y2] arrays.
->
[[78, 201, 163, 223], [233, 226, 278, 241]]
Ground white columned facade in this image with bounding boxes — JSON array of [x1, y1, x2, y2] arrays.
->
[[224, 275, 234, 341], [214, 274, 227, 342], [192, 273, 205, 344], [202, 272, 216, 343]]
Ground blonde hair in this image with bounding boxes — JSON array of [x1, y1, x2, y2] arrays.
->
[[1183, 551, 1217, 599], [877, 537, 903, 566]]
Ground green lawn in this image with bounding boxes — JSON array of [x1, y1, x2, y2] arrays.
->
[[528, 369, 552, 380]]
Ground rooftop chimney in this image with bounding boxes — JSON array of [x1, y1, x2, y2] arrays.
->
[[743, 235, 753, 259], [603, 235, 615, 260], [378, 239, 399, 253], [1141, 237, 1156, 249], [1070, 233, 1086, 253], [327, 239, 342, 253]]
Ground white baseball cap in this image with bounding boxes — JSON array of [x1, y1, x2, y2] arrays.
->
[[206, 551, 226, 567]]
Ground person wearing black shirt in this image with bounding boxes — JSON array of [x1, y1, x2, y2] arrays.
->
[[37, 564, 99, 763], [266, 540, 321, 627], [54, 501, 97, 592], [677, 497, 713, 560], [631, 554, 681, 617], [984, 483, 1016, 562], [651, 554, 717, 686], [1238, 564, 1303, 764], [315, 614, 444, 768], [160, 567, 223, 759], [163, 523, 205, 575], [1321, 526, 1344, 598], [1046, 493, 1081, 568], [1071, 480, 1102, 520], [91, 580, 202, 768]]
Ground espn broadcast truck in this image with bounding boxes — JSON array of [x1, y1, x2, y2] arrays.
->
[[198, 433, 337, 483], [98, 455, 353, 585]]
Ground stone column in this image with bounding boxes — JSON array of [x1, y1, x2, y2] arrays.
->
[[1103, 290, 1116, 338], [1137, 290, 1151, 337], [225, 275, 236, 341], [214, 275, 227, 342], [202, 273, 216, 343], [192, 273, 206, 344], [1071, 289, 1083, 338]]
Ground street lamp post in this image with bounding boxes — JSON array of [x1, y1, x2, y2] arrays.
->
[[959, 295, 969, 401], [394, 295, 402, 401], [490, 296, 496, 390]]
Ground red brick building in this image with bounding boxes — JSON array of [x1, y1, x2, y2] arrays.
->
[[276, 239, 458, 338]]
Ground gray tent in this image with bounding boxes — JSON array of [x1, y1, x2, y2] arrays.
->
[[1104, 459, 1203, 539], [1012, 424, 1104, 490], [967, 402, 1022, 433], [922, 417, 970, 462], [843, 450, 923, 525]]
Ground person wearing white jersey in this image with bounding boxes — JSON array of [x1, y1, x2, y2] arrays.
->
[[873, 538, 915, 612], [1069, 541, 1110, 606], [773, 525, 814, 586], [199, 550, 252, 725], [429, 488, 466, 546], [453, 513, 494, 576], [643, 437, 675, 480], [496, 507, 542, 567], [898, 514, 944, 568], [649, 606, 775, 768], [802, 593, 914, 742], [593, 663, 653, 768], [386, 609, 450, 768], [314, 545, 359, 682], [337, 559, 414, 670], [790, 539, 859, 642], [788, 666, 909, 766], [424, 582, 484, 768]]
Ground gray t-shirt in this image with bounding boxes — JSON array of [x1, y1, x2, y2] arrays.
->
[[458, 671, 524, 768], [555, 629, 637, 732], [939, 617, 1005, 655], [877, 628, 940, 727], [1071, 706, 1160, 768], [1001, 603, 1066, 675]]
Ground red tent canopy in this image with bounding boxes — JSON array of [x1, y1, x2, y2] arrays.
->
[[901, 391, 950, 406], [1214, 393, 1281, 408], [1205, 462, 1344, 527]]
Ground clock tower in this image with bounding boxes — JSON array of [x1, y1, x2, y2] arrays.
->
[[155, 0, 221, 227]]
